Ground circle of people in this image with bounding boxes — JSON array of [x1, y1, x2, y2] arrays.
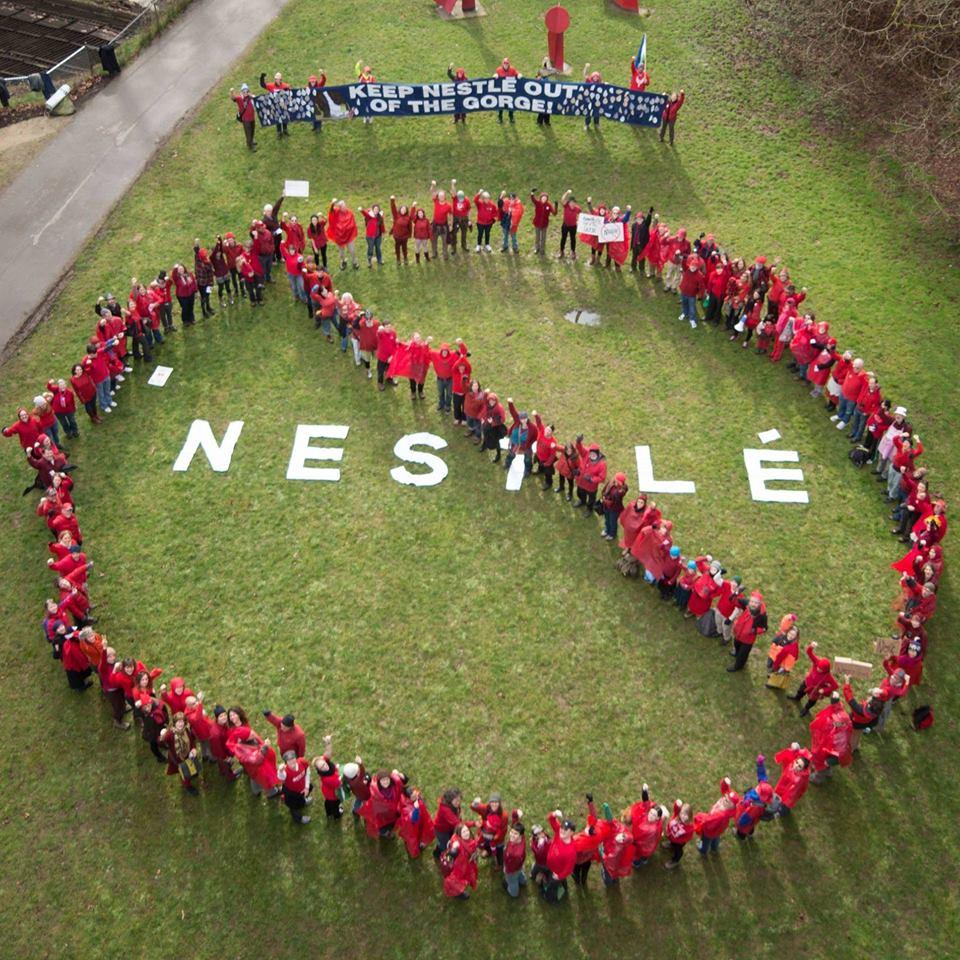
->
[[4, 173, 945, 906]]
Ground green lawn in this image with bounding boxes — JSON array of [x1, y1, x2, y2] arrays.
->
[[0, 1, 957, 958]]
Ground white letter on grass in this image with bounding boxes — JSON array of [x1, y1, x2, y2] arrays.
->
[[390, 432, 448, 487], [743, 449, 809, 504], [172, 420, 244, 473], [287, 425, 349, 481], [634, 445, 696, 494]]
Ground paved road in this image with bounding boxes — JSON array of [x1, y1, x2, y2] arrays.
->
[[0, 0, 289, 355]]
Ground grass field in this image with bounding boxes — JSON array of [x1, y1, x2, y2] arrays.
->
[[0, 1, 957, 958]]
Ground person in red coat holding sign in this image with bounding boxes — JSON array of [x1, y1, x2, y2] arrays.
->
[[328, 199, 359, 271], [659, 89, 685, 145]]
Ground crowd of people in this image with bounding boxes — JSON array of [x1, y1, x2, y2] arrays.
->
[[229, 56, 685, 149], [3, 173, 945, 905]]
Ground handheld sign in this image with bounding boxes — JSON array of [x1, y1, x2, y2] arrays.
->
[[148, 365, 173, 387], [577, 212, 603, 236], [284, 180, 309, 198], [599, 221, 625, 243]]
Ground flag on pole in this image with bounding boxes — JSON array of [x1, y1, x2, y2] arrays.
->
[[634, 34, 647, 71]]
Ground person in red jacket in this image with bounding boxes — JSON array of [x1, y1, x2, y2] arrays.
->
[[359, 204, 385, 267], [809, 691, 853, 781], [340, 757, 370, 816], [727, 591, 768, 672], [479, 391, 506, 462], [659, 89, 685, 145], [449, 181, 471, 254], [388, 196, 413, 264], [679, 253, 706, 328], [356, 311, 381, 380], [630, 59, 650, 91], [262, 710, 306, 757], [360, 768, 408, 837], [446, 63, 469, 124], [787, 642, 838, 715], [470, 793, 510, 864], [398, 787, 435, 857], [429, 339, 466, 414], [502, 816, 528, 896], [848, 374, 883, 443], [771, 743, 812, 814], [307, 214, 328, 269], [596, 807, 634, 885], [259, 71, 291, 136], [504, 399, 539, 476], [60, 628, 93, 691], [160, 676, 195, 717], [495, 57, 520, 123], [600, 471, 629, 540], [574, 436, 607, 513], [229, 83, 257, 150], [411, 205, 431, 263], [375, 320, 398, 391], [277, 750, 312, 823], [3, 407, 42, 449], [663, 799, 695, 868], [183, 694, 214, 761], [70, 364, 101, 424], [429, 180, 453, 260], [450, 350, 472, 424], [442, 824, 480, 899], [628, 783, 666, 867], [833, 357, 865, 430], [541, 810, 577, 903], [228, 728, 281, 798], [529, 191, 557, 255], [433, 787, 463, 859], [311, 734, 343, 818], [472, 190, 497, 252], [693, 777, 738, 853], [328, 199, 359, 270], [558, 189, 581, 259], [533, 414, 559, 490]]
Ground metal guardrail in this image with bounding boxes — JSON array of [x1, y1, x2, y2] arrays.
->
[[1, 0, 184, 94]]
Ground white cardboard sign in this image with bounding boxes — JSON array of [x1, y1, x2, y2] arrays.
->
[[599, 222, 624, 243], [284, 179, 310, 198], [576, 213, 603, 236], [148, 365, 173, 387]]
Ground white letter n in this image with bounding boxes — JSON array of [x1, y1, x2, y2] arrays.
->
[[172, 420, 244, 473]]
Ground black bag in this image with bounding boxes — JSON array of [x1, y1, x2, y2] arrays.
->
[[849, 445, 870, 467]]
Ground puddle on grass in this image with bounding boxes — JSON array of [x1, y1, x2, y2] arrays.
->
[[565, 309, 601, 327]]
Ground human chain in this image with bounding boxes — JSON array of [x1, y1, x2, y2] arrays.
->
[[3, 177, 943, 906]]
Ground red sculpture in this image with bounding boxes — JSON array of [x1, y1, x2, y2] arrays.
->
[[544, 5, 571, 74]]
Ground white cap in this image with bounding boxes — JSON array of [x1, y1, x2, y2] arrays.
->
[[341, 762, 359, 780], [894, 406, 907, 416], [240, 83, 249, 92]]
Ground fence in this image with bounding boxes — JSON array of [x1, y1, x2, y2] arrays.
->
[[1, 0, 193, 98]]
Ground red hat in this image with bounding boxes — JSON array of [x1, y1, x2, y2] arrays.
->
[[750, 590, 764, 601], [224, 231, 235, 240], [755, 255, 767, 264], [308, 75, 318, 83], [615, 472, 627, 484], [587, 443, 601, 453], [757, 782, 774, 803]]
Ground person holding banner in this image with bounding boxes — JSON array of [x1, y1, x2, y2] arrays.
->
[[356, 63, 376, 124], [495, 58, 520, 124], [447, 65, 468, 124], [630, 61, 650, 92], [582, 65, 602, 130], [659, 90, 685, 146], [259, 72, 291, 138]]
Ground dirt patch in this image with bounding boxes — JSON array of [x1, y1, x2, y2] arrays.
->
[[0, 115, 71, 191]]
